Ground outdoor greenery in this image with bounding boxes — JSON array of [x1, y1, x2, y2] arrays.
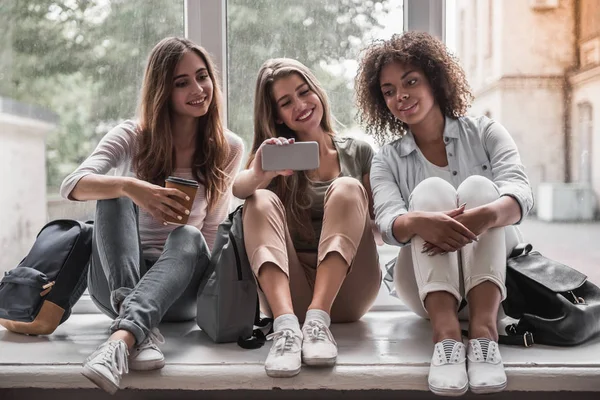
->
[[0, 0, 396, 191]]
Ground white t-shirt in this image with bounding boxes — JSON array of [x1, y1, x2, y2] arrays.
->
[[416, 148, 454, 187]]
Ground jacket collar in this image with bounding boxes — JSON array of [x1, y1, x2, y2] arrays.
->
[[396, 116, 460, 157]]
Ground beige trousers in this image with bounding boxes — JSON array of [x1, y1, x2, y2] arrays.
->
[[243, 177, 382, 323], [394, 176, 523, 319]]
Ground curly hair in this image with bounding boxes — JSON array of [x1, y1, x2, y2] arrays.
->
[[355, 31, 473, 144]]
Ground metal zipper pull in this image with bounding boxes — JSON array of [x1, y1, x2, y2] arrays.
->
[[40, 281, 55, 297]]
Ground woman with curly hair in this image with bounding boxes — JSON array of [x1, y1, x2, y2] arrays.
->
[[355, 31, 533, 396]]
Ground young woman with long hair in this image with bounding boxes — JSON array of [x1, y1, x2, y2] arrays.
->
[[60, 37, 243, 394], [233, 58, 381, 378]]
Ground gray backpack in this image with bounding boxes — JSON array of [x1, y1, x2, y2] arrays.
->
[[196, 205, 271, 348]]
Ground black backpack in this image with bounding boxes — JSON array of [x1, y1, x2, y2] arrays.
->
[[0, 219, 93, 335], [499, 243, 600, 347]]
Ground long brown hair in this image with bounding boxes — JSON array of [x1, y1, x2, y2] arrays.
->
[[134, 37, 229, 211], [355, 31, 473, 144], [249, 58, 335, 239]]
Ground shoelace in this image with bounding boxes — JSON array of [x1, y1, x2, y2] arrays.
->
[[135, 328, 165, 353], [471, 338, 495, 362], [437, 339, 461, 363], [266, 329, 298, 356], [304, 320, 337, 345], [97, 340, 129, 377], [476, 338, 491, 360]]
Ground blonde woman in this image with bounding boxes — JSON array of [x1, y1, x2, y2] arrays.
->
[[60, 37, 243, 394], [233, 58, 381, 378]]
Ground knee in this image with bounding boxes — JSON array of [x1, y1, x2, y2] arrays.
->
[[168, 225, 208, 260], [457, 175, 499, 207], [244, 189, 283, 215], [325, 177, 367, 208], [96, 196, 135, 213], [409, 177, 457, 212]]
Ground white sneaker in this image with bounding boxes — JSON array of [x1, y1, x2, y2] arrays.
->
[[428, 339, 468, 397], [301, 320, 338, 366], [467, 338, 507, 394], [81, 339, 129, 395], [264, 328, 302, 377], [129, 328, 166, 371]]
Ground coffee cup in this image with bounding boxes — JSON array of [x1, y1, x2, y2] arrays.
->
[[164, 176, 199, 225]]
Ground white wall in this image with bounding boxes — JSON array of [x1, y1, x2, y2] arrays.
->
[[571, 68, 600, 206], [500, 83, 566, 193], [0, 113, 53, 274], [456, 0, 503, 92], [500, 0, 576, 77], [455, 0, 575, 91], [455, 0, 574, 206], [472, 82, 566, 205], [467, 87, 502, 119]]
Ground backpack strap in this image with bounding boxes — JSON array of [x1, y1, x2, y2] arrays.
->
[[509, 243, 533, 258], [236, 294, 273, 349], [461, 327, 535, 348]]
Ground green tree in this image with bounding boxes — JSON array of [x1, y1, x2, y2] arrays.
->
[[228, 0, 393, 143], [0, 0, 184, 190], [0, 0, 393, 191]]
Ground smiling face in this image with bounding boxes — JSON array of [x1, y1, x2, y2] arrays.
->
[[379, 61, 438, 128], [170, 50, 214, 119], [271, 73, 324, 137]]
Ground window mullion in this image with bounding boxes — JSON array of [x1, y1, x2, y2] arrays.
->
[[185, 0, 228, 125], [403, 0, 446, 41]]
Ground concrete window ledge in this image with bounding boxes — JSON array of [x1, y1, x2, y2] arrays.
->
[[1, 311, 600, 393]]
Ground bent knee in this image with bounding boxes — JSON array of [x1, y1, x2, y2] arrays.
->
[[410, 177, 457, 212], [326, 177, 367, 206], [244, 189, 283, 214], [96, 196, 135, 212], [168, 225, 208, 257], [458, 175, 499, 207]]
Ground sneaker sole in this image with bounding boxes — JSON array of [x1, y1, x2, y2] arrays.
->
[[302, 356, 337, 367], [469, 380, 507, 394], [428, 381, 469, 397], [265, 366, 301, 378], [81, 365, 119, 395], [129, 358, 166, 371]]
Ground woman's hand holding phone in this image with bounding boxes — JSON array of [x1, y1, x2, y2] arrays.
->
[[252, 137, 295, 180]]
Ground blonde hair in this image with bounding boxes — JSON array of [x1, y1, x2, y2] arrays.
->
[[133, 37, 230, 211], [249, 58, 334, 239]]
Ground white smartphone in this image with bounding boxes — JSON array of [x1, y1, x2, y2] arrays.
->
[[261, 141, 320, 171]]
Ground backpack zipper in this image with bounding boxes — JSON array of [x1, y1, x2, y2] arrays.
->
[[567, 290, 585, 304], [40, 281, 55, 297], [228, 231, 242, 280]]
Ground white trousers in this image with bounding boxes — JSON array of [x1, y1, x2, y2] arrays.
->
[[394, 176, 523, 319]]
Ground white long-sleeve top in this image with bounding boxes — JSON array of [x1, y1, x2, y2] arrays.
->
[[60, 120, 244, 258]]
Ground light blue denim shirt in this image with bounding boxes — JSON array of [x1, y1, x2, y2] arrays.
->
[[370, 115, 534, 247]]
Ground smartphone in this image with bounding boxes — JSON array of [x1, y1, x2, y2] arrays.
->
[[261, 141, 320, 171]]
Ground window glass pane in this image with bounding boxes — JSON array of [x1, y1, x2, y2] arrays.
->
[[447, 0, 600, 284], [227, 0, 404, 307], [228, 0, 402, 146], [0, 0, 184, 274]]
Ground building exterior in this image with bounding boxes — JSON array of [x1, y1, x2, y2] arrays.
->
[[454, 0, 600, 217], [0, 98, 56, 274]]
